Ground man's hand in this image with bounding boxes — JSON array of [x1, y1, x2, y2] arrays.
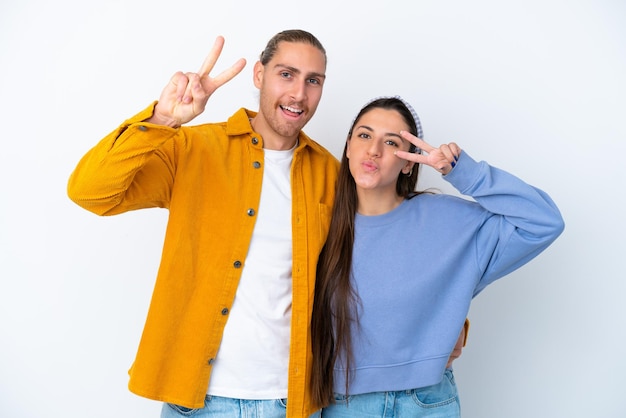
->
[[446, 319, 470, 368], [147, 36, 246, 127]]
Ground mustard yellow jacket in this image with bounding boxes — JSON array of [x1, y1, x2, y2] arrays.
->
[[67, 103, 339, 416]]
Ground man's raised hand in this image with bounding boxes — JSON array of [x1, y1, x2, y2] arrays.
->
[[148, 36, 246, 128]]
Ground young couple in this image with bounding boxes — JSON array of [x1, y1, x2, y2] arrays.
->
[[67, 30, 564, 417]]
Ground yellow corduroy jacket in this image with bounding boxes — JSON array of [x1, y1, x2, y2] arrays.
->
[[67, 103, 340, 416]]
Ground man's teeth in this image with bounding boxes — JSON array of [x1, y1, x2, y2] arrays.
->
[[282, 105, 303, 114]]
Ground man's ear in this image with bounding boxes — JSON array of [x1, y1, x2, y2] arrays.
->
[[253, 61, 264, 89]]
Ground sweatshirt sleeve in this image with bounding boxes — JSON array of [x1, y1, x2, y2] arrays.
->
[[444, 151, 565, 295], [67, 102, 181, 216]]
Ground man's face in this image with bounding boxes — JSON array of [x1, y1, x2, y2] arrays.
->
[[253, 41, 326, 148]]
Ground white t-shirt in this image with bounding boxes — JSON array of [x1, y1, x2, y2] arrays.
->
[[207, 145, 294, 399]]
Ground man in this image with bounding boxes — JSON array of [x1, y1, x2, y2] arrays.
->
[[68, 30, 338, 417]]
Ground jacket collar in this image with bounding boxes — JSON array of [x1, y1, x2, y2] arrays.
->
[[226, 108, 326, 155]]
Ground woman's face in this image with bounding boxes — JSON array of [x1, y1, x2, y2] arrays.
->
[[346, 108, 415, 194]]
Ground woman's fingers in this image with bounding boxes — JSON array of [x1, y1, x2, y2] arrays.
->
[[400, 130, 432, 153], [396, 131, 462, 175]]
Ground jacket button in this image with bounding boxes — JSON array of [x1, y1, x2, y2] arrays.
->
[[221, 308, 229, 315], [251, 137, 259, 145], [253, 161, 261, 169], [247, 208, 255, 216], [138, 125, 148, 131], [233, 260, 242, 268], [208, 358, 215, 365]]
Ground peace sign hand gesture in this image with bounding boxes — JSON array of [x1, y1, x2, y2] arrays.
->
[[395, 131, 462, 176], [147, 36, 247, 128]]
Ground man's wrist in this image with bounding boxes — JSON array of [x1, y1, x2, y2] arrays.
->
[[144, 114, 180, 128], [143, 103, 180, 128]]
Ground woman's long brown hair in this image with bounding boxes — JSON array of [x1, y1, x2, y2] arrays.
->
[[310, 98, 421, 407]]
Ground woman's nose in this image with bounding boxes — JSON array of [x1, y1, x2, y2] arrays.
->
[[368, 142, 381, 157]]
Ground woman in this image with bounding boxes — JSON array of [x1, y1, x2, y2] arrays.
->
[[310, 96, 564, 417]]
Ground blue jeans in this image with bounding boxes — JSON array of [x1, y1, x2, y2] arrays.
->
[[161, 395, 321, 418], [321, 369, 460, 417]]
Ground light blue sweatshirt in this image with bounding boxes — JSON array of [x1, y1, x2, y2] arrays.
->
[[333, 151, 564, 395]]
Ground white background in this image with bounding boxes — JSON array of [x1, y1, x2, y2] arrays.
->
[[1, 0, 624, 417]]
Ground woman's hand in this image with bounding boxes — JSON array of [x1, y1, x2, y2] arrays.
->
[[395, 131, 462, 175]]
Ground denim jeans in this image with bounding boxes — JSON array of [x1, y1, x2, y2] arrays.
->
[[161, 395, 321, 418], [321, 369, 460, 417]]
